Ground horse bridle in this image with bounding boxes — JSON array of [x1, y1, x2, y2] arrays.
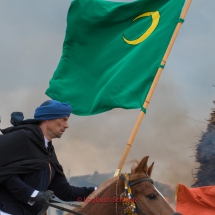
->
[[117, 174, 182, 215]]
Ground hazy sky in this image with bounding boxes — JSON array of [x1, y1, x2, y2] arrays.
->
[[0, 0, 215, 189]]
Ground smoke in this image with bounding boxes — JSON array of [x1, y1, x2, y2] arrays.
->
[[0, 73, 202, 188], [1, 0, 214, 192]]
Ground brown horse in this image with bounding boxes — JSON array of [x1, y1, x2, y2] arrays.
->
[[68, 156, 181, 215]]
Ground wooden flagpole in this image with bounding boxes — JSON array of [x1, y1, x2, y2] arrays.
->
[[114, 0, 192, 176]]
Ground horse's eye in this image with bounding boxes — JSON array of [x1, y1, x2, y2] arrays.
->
[[146, 194, 157, 200]]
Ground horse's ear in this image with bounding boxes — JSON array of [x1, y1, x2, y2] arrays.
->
[[134, 156, 149, 173], [147, 162, 154, 177]]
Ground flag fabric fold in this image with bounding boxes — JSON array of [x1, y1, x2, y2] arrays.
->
[[46, 0, 185, 115], [176, 183, 215, 214]]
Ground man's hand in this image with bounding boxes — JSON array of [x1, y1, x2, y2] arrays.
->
[[31, 190, 55, 203]]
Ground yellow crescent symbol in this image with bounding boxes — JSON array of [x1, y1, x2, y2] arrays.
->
[[123, 11, 160, 45]]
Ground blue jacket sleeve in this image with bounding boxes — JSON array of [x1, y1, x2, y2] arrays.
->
[[2, 175, 35, 204], [48, 172, 94, 201]]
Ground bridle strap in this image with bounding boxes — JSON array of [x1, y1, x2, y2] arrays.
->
[[130, 178, 154, 187], [129, 177, 182, 215], [130, 177, 152, 215], [136, 202, 147, 215]]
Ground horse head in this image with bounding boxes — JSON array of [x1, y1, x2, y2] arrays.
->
[[126, 156, 181, 215]]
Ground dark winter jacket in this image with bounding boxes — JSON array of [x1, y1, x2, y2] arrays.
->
[[0, 124, 94, 215]]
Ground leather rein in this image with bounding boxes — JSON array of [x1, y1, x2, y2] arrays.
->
[[116, 173, 181, 215]]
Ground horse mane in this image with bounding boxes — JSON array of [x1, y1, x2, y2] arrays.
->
[[79, 176, 119, 208], [129, 158, 140, 173]]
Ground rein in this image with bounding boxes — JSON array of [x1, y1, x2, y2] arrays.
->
[[116, 173, 182, 215]]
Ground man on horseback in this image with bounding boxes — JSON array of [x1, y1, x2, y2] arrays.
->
[[0, 100, 95, 215]]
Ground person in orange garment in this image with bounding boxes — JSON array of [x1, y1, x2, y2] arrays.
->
[[176, 183, 215, 214]]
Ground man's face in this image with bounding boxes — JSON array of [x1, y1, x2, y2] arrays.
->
[[46, 117, 69, 139]]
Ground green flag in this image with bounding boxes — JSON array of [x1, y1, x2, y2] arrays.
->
[[46, 0, 185, 116]]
